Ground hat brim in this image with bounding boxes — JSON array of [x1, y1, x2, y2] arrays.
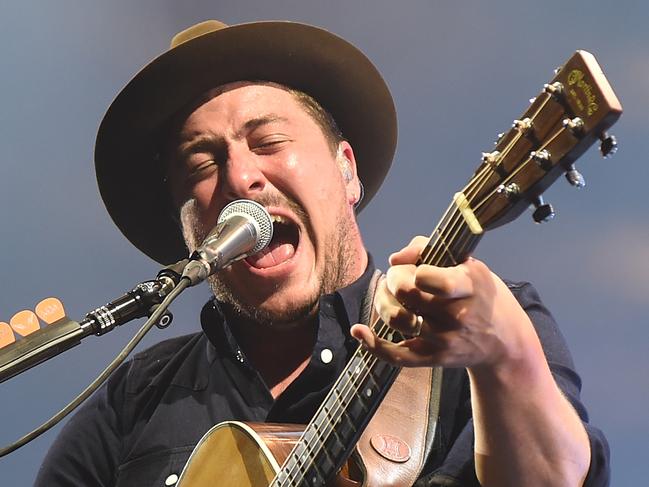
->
[[95, 21, 397, 265]]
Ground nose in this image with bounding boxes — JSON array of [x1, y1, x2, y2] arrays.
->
[[221, 147, 267, 200]]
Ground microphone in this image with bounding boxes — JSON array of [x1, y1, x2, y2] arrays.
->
[[182, 200, 274, 285]]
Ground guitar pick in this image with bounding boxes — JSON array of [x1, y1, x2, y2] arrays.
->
[[0, 322, 15, 348], [10, 310, 41, 336], [35, 297, 66, 324]]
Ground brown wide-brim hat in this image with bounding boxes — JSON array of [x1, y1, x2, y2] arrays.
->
[[95, 20, 397, 265]]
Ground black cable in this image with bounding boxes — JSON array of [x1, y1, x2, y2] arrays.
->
[[0, 277, 191, 457]]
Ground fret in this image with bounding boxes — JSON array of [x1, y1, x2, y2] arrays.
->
[[274, 211, 477, 486], [276, 357, 401, 486], [312, 418, 346, 454]]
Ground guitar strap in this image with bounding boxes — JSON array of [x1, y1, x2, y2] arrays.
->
[[354, 270, 443, 487]]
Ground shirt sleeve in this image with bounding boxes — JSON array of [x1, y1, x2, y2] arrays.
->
[[416, 281, 611, 487]]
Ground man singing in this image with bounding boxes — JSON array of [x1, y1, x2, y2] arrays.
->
[[35, 20, 609, 486]]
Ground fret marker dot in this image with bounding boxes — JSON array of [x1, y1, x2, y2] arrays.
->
[[165, 473, 179, 486], [320, 348, 333, 364], [365, 388, 373, 397]]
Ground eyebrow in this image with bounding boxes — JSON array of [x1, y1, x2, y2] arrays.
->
[[175, 114, 290, 162], [237, 114, 289, 138], [176, 134, 224, 162]]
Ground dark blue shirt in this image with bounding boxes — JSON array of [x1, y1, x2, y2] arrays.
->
[[35, 265, 610, 486]]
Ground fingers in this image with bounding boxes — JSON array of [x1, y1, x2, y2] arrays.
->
[[383, 257, 479, 307], [413, 264, 473, 298], [388, 236, 429, 265], [350, 324, 440, 367], [366, 254, 507, 368], [375, 278, 429, 337]]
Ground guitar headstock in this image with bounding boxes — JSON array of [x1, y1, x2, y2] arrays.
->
[[466, 50, 622, 231]]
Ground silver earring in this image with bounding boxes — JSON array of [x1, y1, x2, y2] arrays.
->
[[341, 158, 353, 183], [343, 166, 353, 183]]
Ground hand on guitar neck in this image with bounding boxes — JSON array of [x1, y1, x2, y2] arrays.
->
[[350, 236, 592, 487]]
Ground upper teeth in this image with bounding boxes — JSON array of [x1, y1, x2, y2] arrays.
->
[[271, 215, 289, 225]]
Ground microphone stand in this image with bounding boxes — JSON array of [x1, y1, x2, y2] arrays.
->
[[0, 259, 187, 384], [0, 259, 191, 457]]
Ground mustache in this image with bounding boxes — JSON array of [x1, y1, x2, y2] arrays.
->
[[179, 192, 311, 251], [250, 192, 309, 226]]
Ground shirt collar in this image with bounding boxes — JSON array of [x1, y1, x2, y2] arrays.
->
[[200, 254, 377, 364]]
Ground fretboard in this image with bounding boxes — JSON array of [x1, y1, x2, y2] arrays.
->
[[271, 200, 482, 487]]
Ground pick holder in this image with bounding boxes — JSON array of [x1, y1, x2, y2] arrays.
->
[[0, 258, 188, 384]]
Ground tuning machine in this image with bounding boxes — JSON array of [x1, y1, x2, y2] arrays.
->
[[565, 164, 586, 188], [599, 132, 618, 158], [531, 195, 555, 223], [563, 117, 585, 136]]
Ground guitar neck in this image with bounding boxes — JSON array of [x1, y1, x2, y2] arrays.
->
[[272, 206, 480, 487], [272, 49, 621, 487]]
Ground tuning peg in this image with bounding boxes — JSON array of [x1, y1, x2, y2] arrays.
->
[[543, 82, 564, 98], [482, 150, 501, 166], [531, 149, 552, 170], [513, 117, 533, 135], [494, 132, 505, 146], [497, 182, 521, 199], [531, 195, 555, 223], [563, 117, 584, 136], [565, 165, 586, 188], [599, 133, 618, 158]]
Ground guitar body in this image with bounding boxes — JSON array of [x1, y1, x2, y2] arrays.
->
[[176, 421, 361, 487]]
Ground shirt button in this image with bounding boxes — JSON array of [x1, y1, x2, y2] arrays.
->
[[320, 348, 333, 364], [165, 473, 179, 486]]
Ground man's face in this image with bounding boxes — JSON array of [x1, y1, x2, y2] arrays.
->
[[167, 83, 367, 327]]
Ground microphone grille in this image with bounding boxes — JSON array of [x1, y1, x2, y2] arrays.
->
[[217, 200, 274, 254]]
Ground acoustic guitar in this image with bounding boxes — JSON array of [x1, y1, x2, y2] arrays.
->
[[176, 50, 622, 487]]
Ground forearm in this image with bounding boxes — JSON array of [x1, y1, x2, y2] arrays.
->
[[468, 334, 591, 487]]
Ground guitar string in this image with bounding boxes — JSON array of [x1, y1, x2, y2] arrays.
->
[[273, 193, 483, 485], [418, 90, 558, 263], [275, 89, 562, 486], [420, 90, 559, 264], [472, 123, 569, 213], [276, 141, 507, 486], [278, 208, 484, 486], [278, 129, 552, 487], [275, 195, 486, 486]]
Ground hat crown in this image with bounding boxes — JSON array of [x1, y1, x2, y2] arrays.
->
[[170, 20, 228, 48]]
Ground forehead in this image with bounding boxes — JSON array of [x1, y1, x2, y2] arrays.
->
[[181, 82, 307, 127]]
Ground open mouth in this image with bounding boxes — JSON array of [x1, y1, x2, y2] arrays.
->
[[245, 214, 300, 269]]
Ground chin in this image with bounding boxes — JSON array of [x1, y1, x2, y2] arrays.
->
[[208, 274, 321, 328]]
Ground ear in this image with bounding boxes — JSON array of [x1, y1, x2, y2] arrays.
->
[[336, 141, 361, 207]]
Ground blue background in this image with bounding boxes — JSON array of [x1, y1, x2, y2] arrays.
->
[[1, 1, 647, 484]]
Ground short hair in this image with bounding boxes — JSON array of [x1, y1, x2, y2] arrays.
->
[[286, 87, 345, 154]]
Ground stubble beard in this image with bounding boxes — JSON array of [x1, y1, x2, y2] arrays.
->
[[179, 196, 360, 329]]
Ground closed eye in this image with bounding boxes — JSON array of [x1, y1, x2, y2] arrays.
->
[[252, 137, 291, 155], [186, 159, 217, 182]]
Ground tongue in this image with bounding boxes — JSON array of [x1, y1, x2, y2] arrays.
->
[[246, 241, 296, 269]]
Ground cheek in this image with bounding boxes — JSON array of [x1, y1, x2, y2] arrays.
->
[[285, 153, 299, 170], [172, 178, 222, 229], [192, 178, 219, 209]]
